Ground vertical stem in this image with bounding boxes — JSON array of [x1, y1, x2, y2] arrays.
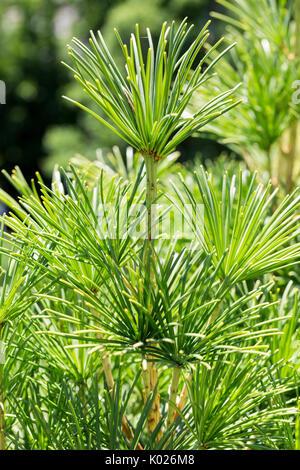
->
[[95, 324, 143, 448], [0, 322, 5, 451], [102, 343, 143, 447], [296, 0, 300, 63], [166, 367, 181, 428], [142, 154, 161, 439], [266, 146, 272, 180], [100, 342, 143, 448], [99, 344, 138, 445], [286, 123, 298, 192], [79, 380, 87, 414], [144, 155, 158, 259], [207, 302, 221, 327], [174, 373, 192, 420], [286, 0, 300, 191], [99, 340, 115, 391]]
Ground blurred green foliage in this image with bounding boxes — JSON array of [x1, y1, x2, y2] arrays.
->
[[0, 0, 218, 189], [192, 0, 300, 186]]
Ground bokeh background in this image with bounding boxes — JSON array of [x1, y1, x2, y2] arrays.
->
[[0, 0, 228, 195]]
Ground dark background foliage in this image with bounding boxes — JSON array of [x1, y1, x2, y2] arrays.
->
[[0, 0, 226, 194]]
